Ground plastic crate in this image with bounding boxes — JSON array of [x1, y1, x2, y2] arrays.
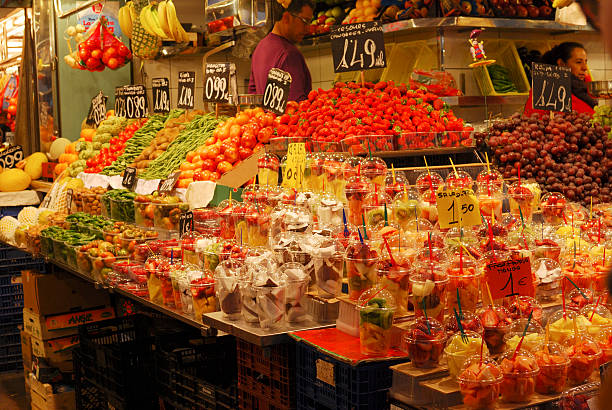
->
[[472, 40, 530, 96], [0, 292, 23, 308], [0, 245, 29, 260], [237, 339, 295, 410], [0, 257, 46, 276], [240, 387, 293, 410], [0, 322, 19, 336], [381, 41, 438, 84], [295, 341, 410, 410], [0, 331, 20, 346], [0, 343, 21, 358], [0, 282, 22, 295], [0, 306, 23, 324], [0, 357, 22, 373], [0, 206, 25, 218]]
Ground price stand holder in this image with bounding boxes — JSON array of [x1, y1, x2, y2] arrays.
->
[[531, 62, 572, 114], [115, 85, 148, 119], [179, 211, 194, 237], [485, 257, 535, 300], [66, 188, 74, 211], [177, 71, 195, 110], [0, 145, 23, 169], [263, 68, 292, 115], [204, 63, 236, 118], [122, 167, 137, 190], [281, 143, 306, 190], [330, 21, 387, 84], [435, 188, 481, 230], [86, 91, 107, 127], [158, 171, 181, 194], [152, 78, 170, 114]]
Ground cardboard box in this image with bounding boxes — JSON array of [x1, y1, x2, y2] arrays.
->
[[21, 330, 32, 371], [29, 373, 75, 410], [23, 270, 110, 316], [216, 148, 264, 188], [23, 306, 115, 340], [31, 334, 78, 373]]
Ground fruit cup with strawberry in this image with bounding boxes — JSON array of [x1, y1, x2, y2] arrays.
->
[[534, 236, 562, 262], [362, 191, 392, 228], [565, 288, 594, 312], [498, 350, 540, 403], [478, 305, 513, 354], [416, 172, 444, 196], [345, 176, 372, 227], [508, 183, 535, 223], [378, 255, 411, 315], [257, 153, 280, 187], [478, 191, 504, 223], [322, 153, 345, 202], [402, 317, 447, 368], [541, 192, 567, 225], [447, 255, 481, 312], [458, 354, 503, 410], [384, 172, 409, 200], [533, 342, 570, 394], [360, 156, 387, 189], [444, 311, 484, 338], [446, 170, 473, 191], [307, 153, 326, 193], [346, 239, 379, 300], [476, 169, 504, 194], [503, 296, 543, 325], [191, 276, 217, 321], [244, 203, 271, 247], [410, 261, 449, 323], [145, 255, 170, 305], [563, 335, 602, 385], [193, 207, 221, 237], [419, 190, 439, 225], [217, 199, 238, 240]]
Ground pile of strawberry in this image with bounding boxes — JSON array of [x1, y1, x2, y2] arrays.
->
[[84, 119, 147, 173], [274, 81, 473, 152]]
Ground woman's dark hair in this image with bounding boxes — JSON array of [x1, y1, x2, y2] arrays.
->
[[543, 42, 586, 65], [269, 0, 314, 25]]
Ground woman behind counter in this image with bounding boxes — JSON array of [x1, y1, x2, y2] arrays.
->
[[249, 0, 314, 102], [524, 42, 597, 117]]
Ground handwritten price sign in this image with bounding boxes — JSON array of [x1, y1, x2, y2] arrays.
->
[[486, 257, 535, 300], [330, 21, 386, 73], [263, 68, 291, 115], [436, 188, 481, 229], [532, 62, 572, 113], [282, 143, 306, 190]]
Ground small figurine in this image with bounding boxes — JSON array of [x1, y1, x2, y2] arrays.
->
[[468, 29, 495, 68]]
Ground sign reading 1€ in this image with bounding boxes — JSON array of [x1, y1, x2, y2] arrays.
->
[[436, 188, 481, 229], [282, 143, 306, 189]]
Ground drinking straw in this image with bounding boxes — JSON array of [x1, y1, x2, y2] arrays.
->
[[460, 228, 464, 276], [358, 229, 364, 244], [374, 184, 378, 206], [383, 237, 396, 266], [428, 232, 433, 263], [564, 275, 589, 301], [170, 249, 173, 265], [449, 158, 459, 179], [457, 288, 463, 319], [342, 208, 350, 238], [361, 213, 369, 240], [392, 164, 397, 185], [384, 203, 388, 226], [364, 285, 388, 304], [229, 190, 232, 203], [512, 311, 533, 360], [485, 152, 491, 174], [590, 295, 603, 321], [517, 163, 521, 187], [598, 218, 602, 244], [484, 282, 494, 306], [454, 308, 468, 343], [590, 197, 593, 220], [367, 140, 372, 160], [423, 156, 434, 192], [422, 299, 432, 335]]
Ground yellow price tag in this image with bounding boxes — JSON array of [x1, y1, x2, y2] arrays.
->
[[282, 143, 306, 189], [436, 188, 481, 229]]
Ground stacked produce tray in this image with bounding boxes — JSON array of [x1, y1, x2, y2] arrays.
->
[[0, 251, 46, 373]]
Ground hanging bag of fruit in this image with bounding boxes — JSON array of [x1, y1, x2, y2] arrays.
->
[[101, 16, 132, 70], [75, 17, 104, 71]]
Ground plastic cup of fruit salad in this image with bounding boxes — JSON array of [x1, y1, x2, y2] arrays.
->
[[563, 335, 603, 385], [358, 287, 396, 356], [402, 316, 447, 368], [533, 342, 570, 394], [458, 355, 503, 410], [498, 349, 540, 403]]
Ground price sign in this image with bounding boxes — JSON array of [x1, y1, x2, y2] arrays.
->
[[330, 21, 387, 73], [177, 71, 195, 109], [485, 257, 535, 300], [86, 91, 107, 127], [204, 63, 233, 104], [0, 145, 23, 169], [152, 77, 170, 114], [282, 143, 306, 189], [122, 167, 137, 190], [179, 211, 193, 237], [114, 85, 148, 119], [532, 62, 572, 113], [263, 68, 292, 115], [66, 188, 74, 211], [158, 171, 181, 194], [436, 188, 481, 229]]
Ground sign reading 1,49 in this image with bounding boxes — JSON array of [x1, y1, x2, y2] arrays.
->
[[330, 21, 386, 73], [177, 71, 195, 109], [263, 68, 292, 115]]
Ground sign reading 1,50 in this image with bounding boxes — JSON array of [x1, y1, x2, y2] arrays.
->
[[447, 201, 475, 225], [205, 76, 227, 101]]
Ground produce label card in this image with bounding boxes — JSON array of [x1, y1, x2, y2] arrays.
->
[[152, 77, 170, 114], [122, 167, 137, 190], [158, 171, 181, 194], [531, 62, 572, 113], [115, 85, 148, 119], [436, 188, 481, 229], [204, 63, 232, 104], [282, 143, 306, 189], [179, 211, 194, 237], [263, 68, 292, 115], [330, 21, 386, 73], [86, 91, 107, 128], [485, 257, 535, 300], [0, 145, 23, 169], [177, 71, 195, 109]]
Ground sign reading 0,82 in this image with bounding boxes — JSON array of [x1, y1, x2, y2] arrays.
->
[[330, 21, 386, 73]]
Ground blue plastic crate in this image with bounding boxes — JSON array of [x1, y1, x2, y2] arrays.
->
[[0, 292, 23, 308], [0, 206, 25, 218], [0, 245, 29, 260], [295, 341, 409, 410]]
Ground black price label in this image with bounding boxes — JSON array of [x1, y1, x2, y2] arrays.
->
[[152, 77, 170, 114], [0, 145, 23, 169], [330, 22, 387, 73], [66, 188, 73, 210], [204, 63, 232, 104], [531, 63, 572, 113], [115, 85, 148, 119], [122, 167, 137, 189], [158, 171, 181, 194], [179, 211, 193, 237], [86, 91, 107, 127], [263, 68, 292, 115], [177, 71, 195, 109]]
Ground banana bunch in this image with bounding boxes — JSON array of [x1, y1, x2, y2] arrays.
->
[[118, 1, 137, 39], [140, 0, 189, 42], [552, 0, 573, 8]]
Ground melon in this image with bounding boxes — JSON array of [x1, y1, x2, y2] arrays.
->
[[38, 209, 54, 225], [49, 138, 71, 161], [0, 216, 20, 244], [18, 207, 39, 225], [0, 169, 31, 192], [24, 152, 48, 180]]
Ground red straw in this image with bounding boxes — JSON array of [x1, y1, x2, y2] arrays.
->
[[460, 243, 464, 276], [562, 278, 566, 319], [590, 295, 603, 321], [364, 285, 388, 304], [428, 232, 433, 263], [517, 163, 521, 187], [383, 237, 397, 266]]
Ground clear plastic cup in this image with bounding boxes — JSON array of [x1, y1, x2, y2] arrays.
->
[[344, 176, 371, 227], [392, 190, 421, 231], [445, 170, 473, 191], [503, 319, 544, 353], [478, 192, 504, 223], [345, 240, 379, 301], [358, 287, 396, 356], [534, 258, 562, 302], [508, 183, 535, 223], [478, 305, 512, 355], [254, 284, 286, 330], [415, 172, 444, 195], [447, 257, 480, 312], [476, 169, 504, 195], [360, 157, 387, 189], [444, 311, 484, 338], [445, 331, 488, 379], [410, 262, 449, 323], [563, 335, 603, 385], [402, 317, 446, 368], [498, 350, 540, 403], [541, 192, 567, 225], [458, 355, 503, 410], [547, 310, 590, 345], [533, 342, 570, 394], [419, 191, 438, 225], [190, 277, 217, 320], [313, 238, 344, 298]]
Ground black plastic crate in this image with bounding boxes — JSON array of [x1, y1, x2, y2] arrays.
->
[[0, 257, 46, 276], [0, 292, 23, 308], [0, 331, 20, 346], [0, 343, 21, 358], [0, 358, 21, 373], [0, 245, 30, 260], [0, 306, 23, 324]]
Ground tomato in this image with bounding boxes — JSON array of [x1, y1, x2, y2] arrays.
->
[[238, 146, 253, 160], [201, 159, 215, 171], [257, 126, 273, 144], [224, 147, 239, 163], [86, 57, 101, 70], [177, 178, 192, 189], [235, 113, 250, 126], [79, 48, 90, 60], [201, 170, 212, 181], [204, 145, 220, 159], [117, 44, 130, 57], [210, 172, 221, 181], [186, 151, 197, 163], [217, 161, 233, 174], [180, 162, 198, 171], [240, 130, 257, 149], [229, 124, 242, 139], [214, 154, 225, 165], [181, 170, 195, 180], [107, 58, 119, 70], [193, 170, 203, 181]]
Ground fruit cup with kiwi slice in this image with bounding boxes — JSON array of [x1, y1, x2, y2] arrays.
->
[[458, 355, 503, 410], [410, 261, 449, 323], [498, 349, 540, 403], [402, 317, 447, 368], [362, 191, 392, 228], [190, 276, 217, 321], [563, 335, 602, 385], [392, 190, 421, 231], [533, 342, 570, 394], [358, 287, 396, 356]]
